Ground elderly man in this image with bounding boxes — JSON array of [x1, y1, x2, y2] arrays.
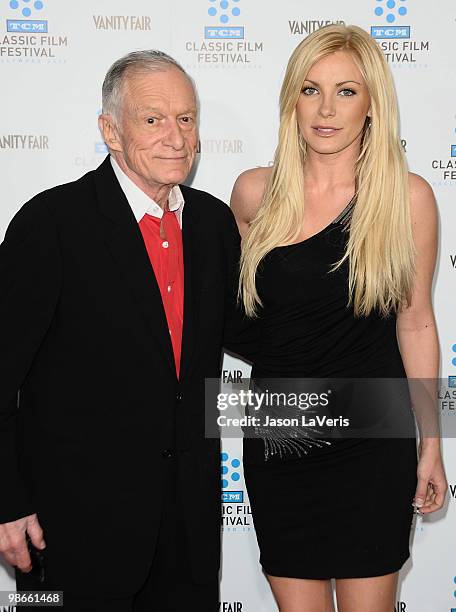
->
[[0, 50, 245, 611]]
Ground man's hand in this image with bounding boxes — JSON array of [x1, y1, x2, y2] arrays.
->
[[0, 514, 46, 573]]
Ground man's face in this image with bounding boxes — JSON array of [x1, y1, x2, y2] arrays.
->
[[104, 67, 198, 191]]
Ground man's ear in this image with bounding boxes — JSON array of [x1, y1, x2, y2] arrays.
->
[[98, 114, 122, 153]]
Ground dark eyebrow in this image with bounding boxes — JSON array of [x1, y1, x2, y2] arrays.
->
[[304, 79, 362, 87]]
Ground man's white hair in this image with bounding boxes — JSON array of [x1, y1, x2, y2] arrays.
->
[[101, 49, 196, 122]]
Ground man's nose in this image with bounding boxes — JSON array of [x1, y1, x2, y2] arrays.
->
[[163, 120, 185, 150]]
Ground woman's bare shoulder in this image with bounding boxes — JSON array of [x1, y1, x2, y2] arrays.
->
[[230, 166, 272, 230], [408, 172, 437, 225]]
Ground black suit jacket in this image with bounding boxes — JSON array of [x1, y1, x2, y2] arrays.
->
[[0, 156, 250, 596]]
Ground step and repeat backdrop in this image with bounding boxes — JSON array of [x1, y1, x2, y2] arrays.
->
[[0, 1, 455, 610]]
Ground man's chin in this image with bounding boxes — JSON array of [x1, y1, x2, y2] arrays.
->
[[156, 168, 191, 185]]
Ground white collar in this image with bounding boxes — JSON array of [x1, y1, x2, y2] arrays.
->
[[110, 156, 185, 226]]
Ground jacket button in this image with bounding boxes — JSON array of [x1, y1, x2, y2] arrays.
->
[[161, 449, 173, 459], [176, 393, 183, 402]]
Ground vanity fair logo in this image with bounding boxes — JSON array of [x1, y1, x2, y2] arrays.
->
[[92, 15, 152, 31], [371, 0, 430, 67], [197, 139, 244, 155], [0, 134, 49, 149], [184, 0, 263, 67], [219, 603, 243, 612], [2, 0, 68, 62], [288, 19, 345, 35]]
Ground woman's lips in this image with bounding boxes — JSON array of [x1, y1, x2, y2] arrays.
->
[[312, 127, 341, 137]]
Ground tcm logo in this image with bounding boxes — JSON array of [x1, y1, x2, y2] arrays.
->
[[451, 145, 456, 157], [7, 0, 47, 33], [221, 452, 243, 503], [205, 0, 243, 39], [371, 0, 410, 39]]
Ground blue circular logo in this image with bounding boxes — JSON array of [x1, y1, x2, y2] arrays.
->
[[10, 0, 44, 16], [220, 452, 241, 488], [373, 0, 407, 23], [207, 0, 241, 24]]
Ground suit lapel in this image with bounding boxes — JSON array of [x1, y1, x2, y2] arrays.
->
[[93, 156, 176, 377], [179, 186, 203, 382]]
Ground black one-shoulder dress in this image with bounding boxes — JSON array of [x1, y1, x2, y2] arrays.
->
[[243, 200, 418, 579]]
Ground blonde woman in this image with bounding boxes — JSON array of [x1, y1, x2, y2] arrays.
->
[[230, 25, 447, 612]]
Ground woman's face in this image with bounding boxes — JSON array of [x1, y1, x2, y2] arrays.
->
[[296, 50, 371, 157]]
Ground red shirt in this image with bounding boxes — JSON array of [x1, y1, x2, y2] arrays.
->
[[139, 211, 184, 378]]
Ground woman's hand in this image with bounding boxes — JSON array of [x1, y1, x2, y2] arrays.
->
[[413, 440, 447, 514]]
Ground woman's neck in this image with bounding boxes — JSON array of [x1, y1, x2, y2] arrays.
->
[[303, 143, 359, 192]]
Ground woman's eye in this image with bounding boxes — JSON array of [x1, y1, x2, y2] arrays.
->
[[147, 117, 156, 124], [302, 87, 318, 95], [339, 88, 356, 96]]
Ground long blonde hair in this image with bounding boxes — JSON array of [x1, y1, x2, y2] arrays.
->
[[239, 24, 415, 318]]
